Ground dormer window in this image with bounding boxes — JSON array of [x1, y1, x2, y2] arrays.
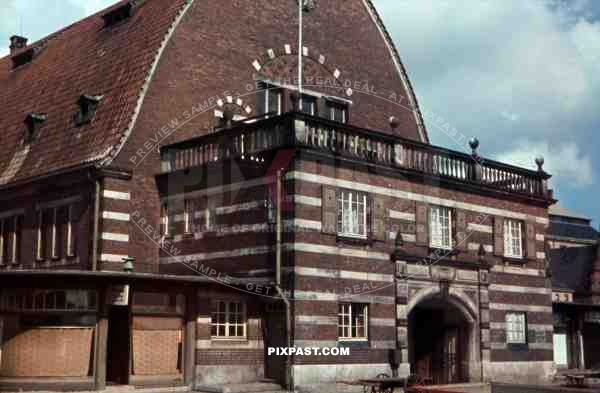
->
[[75, 95, 103, 126], [24, 113, 47, 143], [102, 2, 135, 27]]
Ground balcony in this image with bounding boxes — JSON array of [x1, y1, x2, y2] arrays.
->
[[160, 112, 552, 202]]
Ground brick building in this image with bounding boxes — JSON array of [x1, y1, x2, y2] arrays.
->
[[548, 206, 600, 371], [0, 0, 555, 391]]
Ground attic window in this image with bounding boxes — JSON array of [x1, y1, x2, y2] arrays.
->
[[102, 2, 136, 27], [75, 95, 103, 126], [24, 113, 47, 143]]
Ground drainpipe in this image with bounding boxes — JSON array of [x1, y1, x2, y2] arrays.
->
[[91, 178, 101, 271], [274, 168, 293, 390]]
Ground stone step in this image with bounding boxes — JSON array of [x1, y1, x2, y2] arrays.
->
[[196, 381, 286, 393]]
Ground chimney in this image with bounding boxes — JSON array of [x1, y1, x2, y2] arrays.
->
[[9, 35, 28, 55]]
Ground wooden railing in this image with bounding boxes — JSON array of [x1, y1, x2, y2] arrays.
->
[[161, 112, 551, 200]]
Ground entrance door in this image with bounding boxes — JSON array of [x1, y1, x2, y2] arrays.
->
[[106, 306, 130, 385], [264, 303, 287, 385], [443, 329, 459, 384]]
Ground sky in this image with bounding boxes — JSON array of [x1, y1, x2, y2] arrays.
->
[[1, 0, 599, 226]]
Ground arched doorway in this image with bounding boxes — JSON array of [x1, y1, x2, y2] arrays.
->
[[407, 290, 478, 385]]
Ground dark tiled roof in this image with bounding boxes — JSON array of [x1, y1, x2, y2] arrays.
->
[[550, 246, 596, 292], [548, 221, 599, 241], [0, 0, 187, 186]]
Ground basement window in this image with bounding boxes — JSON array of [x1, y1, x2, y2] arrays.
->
[[75, 95, 103, 126]]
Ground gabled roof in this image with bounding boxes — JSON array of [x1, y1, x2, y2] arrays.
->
[[0, 0, 188, 186]]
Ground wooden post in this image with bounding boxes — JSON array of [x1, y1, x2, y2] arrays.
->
[[184, 288, 196, 386], [94, 287, 109, 391]]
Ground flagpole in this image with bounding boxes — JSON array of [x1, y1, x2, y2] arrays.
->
[[298, 0, 303, 102]]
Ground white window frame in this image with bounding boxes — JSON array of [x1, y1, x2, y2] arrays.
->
[[0, 219, 4, 264], [504, 219, 523, 258], [184, 199, 193, 234], [161, 203, 170, 236], [337, 190, 368, 239], [328, 101, 348, 123], [36, 209, 43, 260], [338, 303, 368, 341], [430, 206, 453, 249], [10, 216, 18, 264], [66, 205, 75, 257], [506, 311, 527, 344], [211, 300, 247, 339], [265, 86, 282, 117], [51, 207, 58, 259]]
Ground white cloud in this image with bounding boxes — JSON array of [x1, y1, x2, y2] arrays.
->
[[496, 141, 593, 187]]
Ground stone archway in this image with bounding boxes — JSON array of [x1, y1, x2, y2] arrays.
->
[[407, 286, 481, 384]]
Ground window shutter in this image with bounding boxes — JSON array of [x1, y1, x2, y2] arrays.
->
[[494, 216, 504, 256], [415, 203, 429, 246], [322, 186, 337, 234], [372, 196, 386, 241], [455, 210, 467, 250], [525, 221, 536, 260]]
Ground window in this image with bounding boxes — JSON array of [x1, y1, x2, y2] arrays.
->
[[36, 209, 44, 260], [0, 289, 97, 312], [430, 206, 452, 249], [10, 216, 21, 264], [265, 194, 276, 224], [211, 300, 246, 339], [504, 219, 523, 258], [338, 303, 368, 341], [66, 205, 76, 257], [300, 95, 316, 115], [337, 190, 367, 238], [506, 312, 527, 344], [0, 216, 21, 264], [160, 203, 171, 236], [264, 85, 282, 117], [184, 199, 194, 234], [51, 207, 58, 259], [328, 101, 348, 123], [75, 95, 103, 126]]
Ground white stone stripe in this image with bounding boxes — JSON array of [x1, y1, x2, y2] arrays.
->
[[389, 210, 415, 221], [489, 284, 551, 295], [491, 265, 542, 277], [160, 245, 271, 263], [536, 233, 545, 241], [489, 303, 552, 313], [468, 223, 493, 233], [101, 232, 129, 242], [100, 253, 128, 262], [389, 232, 416, 242], [296, 315, 337, 325], [294, 291, 394, 304], [294, 195, 322, 207], [287, 171, 549, 224], [102, 211, 130, 221], [196, 317, 211, 324], [468, 243, 493, 252], [291, 266, 393, 282], [289, 243, 389, 261], [371, 318, 396, 327], [490, 342, 553, 350], [161, 242, 390, 263], [216, 201, 260, 215], [197, 339, 263, 349], [536, 252, 546, 260], [285, 219, 322, 231], [490, 322, 553, 331], [103, 190, 130, 201]]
